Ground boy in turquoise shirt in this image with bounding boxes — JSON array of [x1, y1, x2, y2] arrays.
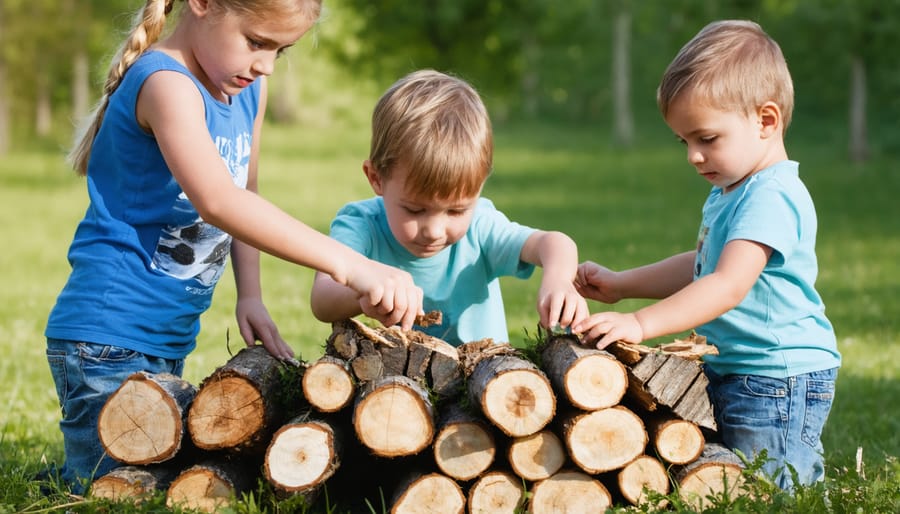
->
[[311, 70, 588, 345]]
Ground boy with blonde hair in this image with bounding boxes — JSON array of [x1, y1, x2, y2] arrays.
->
[[311, 69, 588, 345], [573, 21, 840, 489]]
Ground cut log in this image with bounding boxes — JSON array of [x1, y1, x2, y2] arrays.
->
[[528, 470, 612, 514], [90, 464, 180, 501], [675, 442, 745, 509], [432, 404, 496, 481], [98, 371, 196, 465], [302, 355, 355, 412], [353, 374, 435, 457], [467, 354, 556, 437], [616, 455, 669, 507], [391, 472, 465, 514], [559, 405, 647, 474], [467, 470, 525, 514], [264, 413, 342, 495], [166, 459, 257, 513], [647, 416, 704, 465], [188, 345, 305, 453], [540, 335, 628, 410], [506, 430, 566, 481]]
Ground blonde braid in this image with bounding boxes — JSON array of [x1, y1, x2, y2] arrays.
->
[[68, 0, 176, 176]]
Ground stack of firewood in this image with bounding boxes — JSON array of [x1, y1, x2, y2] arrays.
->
[[90, 318, 746, 512]]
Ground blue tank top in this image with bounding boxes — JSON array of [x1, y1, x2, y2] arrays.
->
[[46, 51, 261, 359]]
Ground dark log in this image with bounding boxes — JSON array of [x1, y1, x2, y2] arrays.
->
[[90, 464, 181, 501], [98, 371, 196, 465]]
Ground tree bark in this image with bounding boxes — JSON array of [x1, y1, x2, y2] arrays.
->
[[612, 6, 634, 148], [98, 371, 197, 465], [849, 53, 868, 163]]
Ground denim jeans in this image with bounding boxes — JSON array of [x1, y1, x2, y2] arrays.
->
[[46, 338, 184, 495], [705, 366, 838, 490]]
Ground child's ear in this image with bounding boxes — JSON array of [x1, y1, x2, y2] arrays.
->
[[758, 101, 782, 138], [362, 160, 384, 195]]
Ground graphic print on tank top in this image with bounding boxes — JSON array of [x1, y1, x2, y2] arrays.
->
[[151, 132, 252, 288]]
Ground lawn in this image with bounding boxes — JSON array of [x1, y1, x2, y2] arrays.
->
[[0, 115, 897, 512]]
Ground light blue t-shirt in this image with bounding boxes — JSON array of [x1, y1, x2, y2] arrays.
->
[[695, 160, 841, 377], [330, 197, 536, 345], [46, 51, 260, 359]]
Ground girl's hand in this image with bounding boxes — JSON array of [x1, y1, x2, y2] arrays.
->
[[346, 259, 424, 331], [575, 261, 622, 304], [236, 298, 294, 360], [573, 311, 644, 350]]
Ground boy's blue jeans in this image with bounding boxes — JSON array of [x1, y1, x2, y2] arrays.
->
[[46, 338, 184, 495], [705, 366, 838, 490]]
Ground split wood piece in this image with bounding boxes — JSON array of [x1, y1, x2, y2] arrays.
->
[[540, 334, 628, 410], [467, 470, 525, 514], [377, 327, 411, 376], [528, 470, 612, 514], [647, 416, 704, 465], [264, 414, 342, 495], [391, 472, 465, 514], [98, 371, 196, 465], [506, 430, 566, 481], [559, 405, 647, 474], [327, 318, 398, 363], [90, 464, 181, 501], [188, 345, 304, 454], [405, 332, 462, 398], [302, 355, 355, 412], [166, 459, 256, 513], [606, 332, 718, 365], [432, 404, 496, 481], [674, 442, 745, 510], [467, 354, 556, 437], [353, 374, 435, 457], [624, 351, 717, 431], [351, 338, 386, 382], [414, 310, 443, 327], [615, 455, 670, 507], [457, 339, 518, 376]]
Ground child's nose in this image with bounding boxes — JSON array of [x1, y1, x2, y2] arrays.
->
[[688, 148, 705, 165], [253, 52, 277, 77], [422, 216, 446, 238]]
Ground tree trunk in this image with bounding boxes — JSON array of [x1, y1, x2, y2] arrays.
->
[[612, 6, 635, 148], [264, 413, 340, 498], [432, 404, 496, 481], [559, 406, 647, 474], [188, 345, 304, 453], [848, 53, 868, 163], [90, 464, 181, 501], [97, 371, 197, 465], [353, 374, 435, 457], [506, 430, 566, 481], [541, 334, 627, 410], [529, 470, 612, 513], [71, 50, 90, 122], [674, 442, 745, 510], [391, 472, 465, 514], [467, 354, 556, 437], [302, 355, 355, 412], [615, 455, 669, 506], [467, 470, 525, 514]]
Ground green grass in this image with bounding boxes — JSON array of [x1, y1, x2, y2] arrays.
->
[[1, 117, 898, 512]]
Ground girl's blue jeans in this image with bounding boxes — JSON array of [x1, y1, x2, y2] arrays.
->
[[46, 338, 184, 495], [705, 366, 838, 490]]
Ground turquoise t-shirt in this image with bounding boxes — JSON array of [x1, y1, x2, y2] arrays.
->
[[330, 197, 536, 345], [695, 160, 841, 377]]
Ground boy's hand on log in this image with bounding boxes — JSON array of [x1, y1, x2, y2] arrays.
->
[[573, 311, 644, 350], [347, 260, 424, 331], [537, 274, 590, 332], [236, 297, 294, 360]]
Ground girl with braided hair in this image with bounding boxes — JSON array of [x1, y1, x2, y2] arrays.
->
[[45, 0, 423, 493]]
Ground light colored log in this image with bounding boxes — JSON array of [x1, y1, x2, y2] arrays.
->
[[391, 472, 465, 514], [264, 415, 341, 494], [506, 430, 566, 481], [302, 355, 355, 413], [353, 375, 435, 457], [528, 470, 611, 514], [468, 354, 556, 437], [616, 454, 669, 507], [560, 406, 647, 474], [675, 443, 745, 510], [648, 417, 704, 465], [433, 404, 496, 481], [540, 335, 627, 410], [467, 470, 525, 514]]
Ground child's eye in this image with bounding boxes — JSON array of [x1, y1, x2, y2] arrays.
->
[[699, 135, 718, 144], [448, 209, 468, 217], [247, 38, 264, 49], [403, 207, 424, 215]]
